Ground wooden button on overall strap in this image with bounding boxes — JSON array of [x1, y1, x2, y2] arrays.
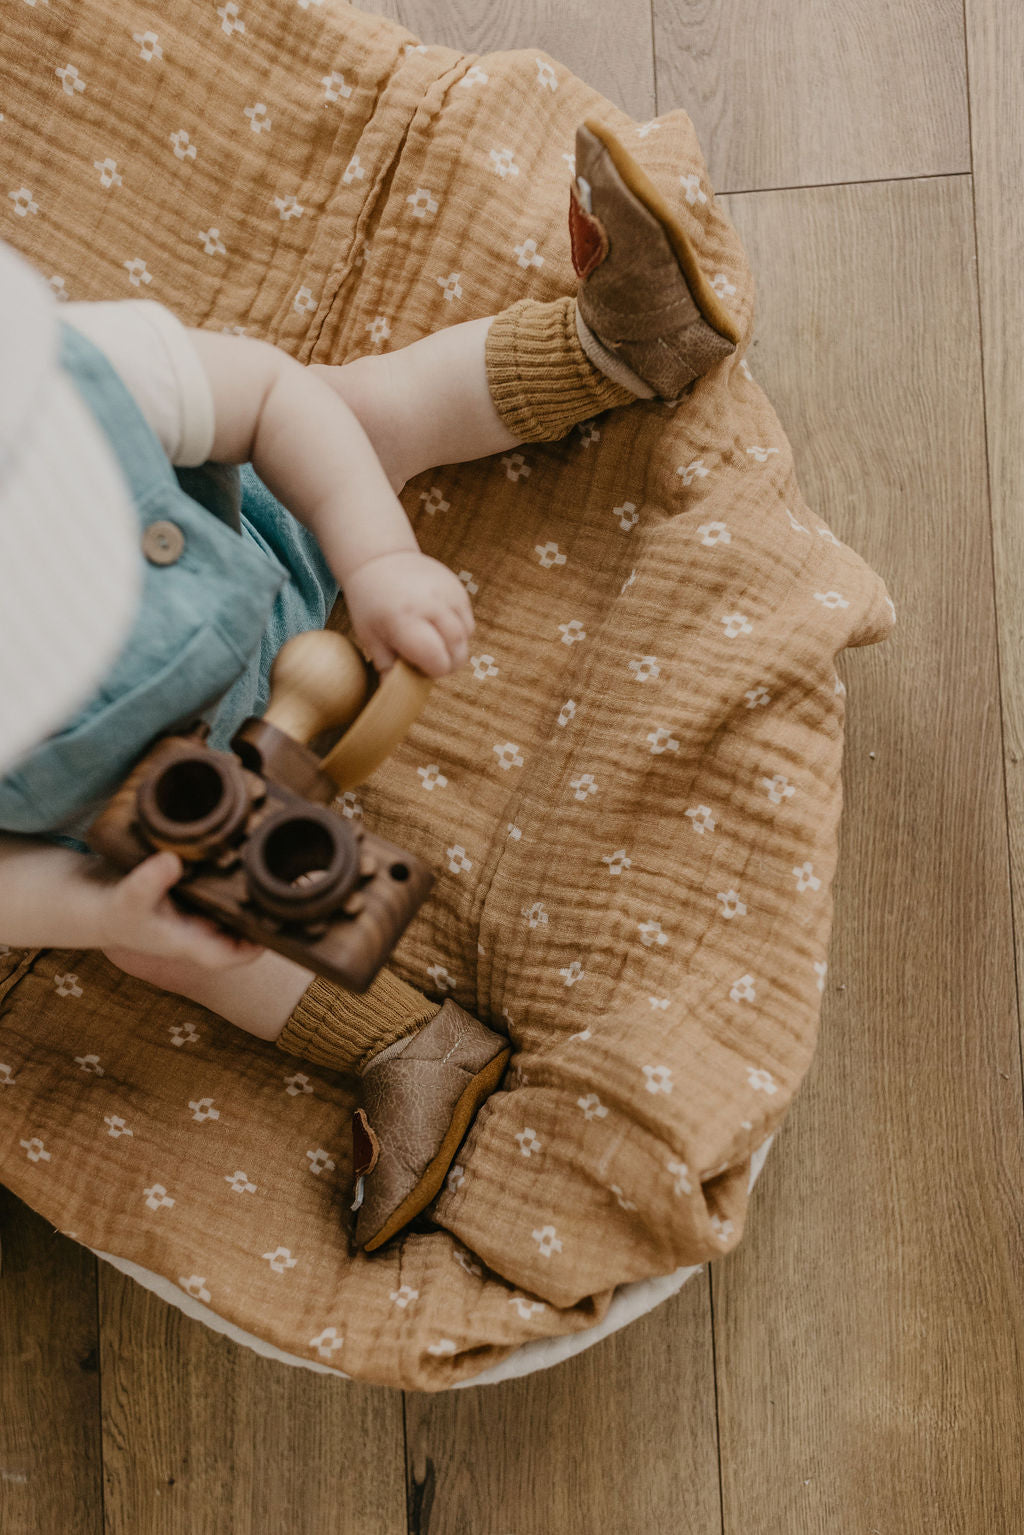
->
[[142, 519, 186, 565]]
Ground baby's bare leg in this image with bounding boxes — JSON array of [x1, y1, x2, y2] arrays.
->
[[313, 119, 747, 482], [311, 316, 518, 492]]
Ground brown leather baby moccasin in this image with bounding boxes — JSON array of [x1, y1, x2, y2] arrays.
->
[[350, 1000, 512, 1252], [572, 118, 741, 399]]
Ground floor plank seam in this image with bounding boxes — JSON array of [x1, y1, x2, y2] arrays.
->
[[94, 1258, 107, 1535], [960, 3, 1024, 1106], [707, 1268, 727, 1535], [719, 168, 970, 199]]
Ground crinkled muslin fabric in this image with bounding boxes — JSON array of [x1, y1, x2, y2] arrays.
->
[[0, 0, 893, 1389]]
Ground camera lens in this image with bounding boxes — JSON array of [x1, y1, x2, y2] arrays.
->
[[243, 805, 359, 922], [154, 758, 224, 824], [262, 816, 335, 886], [137, 745, 250, 854]]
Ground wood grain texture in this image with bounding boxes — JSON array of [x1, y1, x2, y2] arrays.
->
[[368, 0, 657, 121], [965, 1, 1024, 1070], [4, 6, 1021, 1532], [713, 176, 1024, 1532], [0, 1190, 103, 1535], [653, 0, 970, 193], [404, 1274, 722, 1535], [96, 1264, 408, 1535]]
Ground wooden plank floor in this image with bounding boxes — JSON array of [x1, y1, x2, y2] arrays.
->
[[3, 2, 1023, 1530]]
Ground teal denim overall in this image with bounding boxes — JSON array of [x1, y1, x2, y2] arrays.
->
[[0, 323, 337, 842]]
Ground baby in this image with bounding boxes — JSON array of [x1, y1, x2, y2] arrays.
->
[[0, 120, 739, 1249]]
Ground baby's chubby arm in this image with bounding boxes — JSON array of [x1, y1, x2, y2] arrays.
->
[[0, 832, 262, 968], [187, 331, 473, 678]]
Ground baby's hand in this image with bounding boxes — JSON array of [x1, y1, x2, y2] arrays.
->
[[99, 851, 263, 973], [343, 550, 474, 677]]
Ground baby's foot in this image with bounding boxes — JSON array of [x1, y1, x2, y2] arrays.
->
[[571, 119, 740, 400], [350, 1001, 511, 1251]]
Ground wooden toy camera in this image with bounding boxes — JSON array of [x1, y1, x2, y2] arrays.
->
[[87, 631, 434, 991]]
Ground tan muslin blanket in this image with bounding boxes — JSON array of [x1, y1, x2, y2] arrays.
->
[[0, 0, 893, 1388]]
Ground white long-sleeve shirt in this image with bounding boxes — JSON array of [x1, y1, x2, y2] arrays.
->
[[63, 299, 216, 466]]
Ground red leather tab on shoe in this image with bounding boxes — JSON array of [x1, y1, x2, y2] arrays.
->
[[569, 184, 609, 279], [352, 1108, 379, 1179]]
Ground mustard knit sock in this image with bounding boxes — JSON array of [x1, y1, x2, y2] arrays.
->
[[485, 295, 636, 443], [276, 968, 438, 1075]]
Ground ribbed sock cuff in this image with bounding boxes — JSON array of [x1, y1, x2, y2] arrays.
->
[[276, 968, 438, 1075], [485, 296, 636, 442]]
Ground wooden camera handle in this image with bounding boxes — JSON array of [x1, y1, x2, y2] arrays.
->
[[263, 630, 432, 791]]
